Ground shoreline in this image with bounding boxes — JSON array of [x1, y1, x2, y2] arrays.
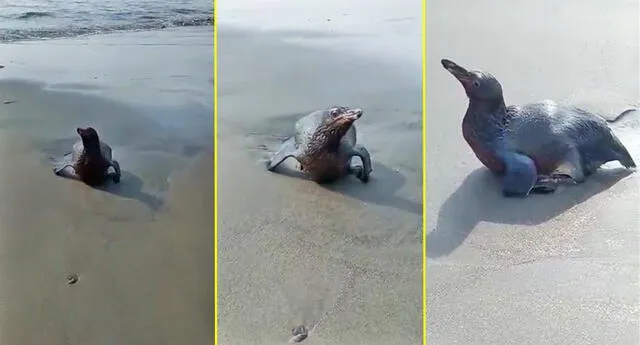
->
[[0, 23, 213, 44], [0, 26, 213, 105]]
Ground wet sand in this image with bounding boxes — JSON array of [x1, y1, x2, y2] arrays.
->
[[427, 0, 639, 344], [0, 28, 213, 344], [216, 1, 422, 343]]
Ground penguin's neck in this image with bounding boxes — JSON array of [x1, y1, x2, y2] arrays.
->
[[463, 96, 508, 147], [468, 97, 507, 116]]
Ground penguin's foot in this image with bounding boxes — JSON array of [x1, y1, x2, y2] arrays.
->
[[531, 174, 575, 194]]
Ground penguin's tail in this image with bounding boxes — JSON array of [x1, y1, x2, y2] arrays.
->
[[620, 152, 637, 169], [606, 107, 637, 124], [611, 134, 636, 169]]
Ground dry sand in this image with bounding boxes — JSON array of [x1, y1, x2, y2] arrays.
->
[[427, 0, 639, 344], [216, 1, 422, 344], [0, 27, 213, 344]]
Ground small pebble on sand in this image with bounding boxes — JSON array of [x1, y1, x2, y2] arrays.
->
[[67, 273, 79, 285], [289, 325, 308, 343]]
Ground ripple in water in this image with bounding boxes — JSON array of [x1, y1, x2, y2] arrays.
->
[[0, 0, 213, 42]]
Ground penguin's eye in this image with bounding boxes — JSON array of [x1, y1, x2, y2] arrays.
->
[[329, 108, 342, 116], [472, 80, 481, 88]]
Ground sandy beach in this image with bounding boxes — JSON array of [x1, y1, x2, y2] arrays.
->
[[427, 0, 639, 344], [0, 27, 213, 344], [216, 1, 422, 344]]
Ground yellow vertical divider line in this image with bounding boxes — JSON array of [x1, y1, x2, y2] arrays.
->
[[213, 0, 219, 344], [421, 0, 427, 344]]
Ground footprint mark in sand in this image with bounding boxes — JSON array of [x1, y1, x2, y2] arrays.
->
[[285, 267, 358, 344]]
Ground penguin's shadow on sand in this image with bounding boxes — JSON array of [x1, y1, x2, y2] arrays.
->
[[94, 171, 165, 212], [269, 161, 421, 215], [53, 168, 164, 212], [427, 167, 633, 258]]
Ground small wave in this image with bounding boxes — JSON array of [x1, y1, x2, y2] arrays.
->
[[0, 15, 213, 43], [171, 8, 200, 15], [15, 11, 53, 20], [138, 15, 160, 20]]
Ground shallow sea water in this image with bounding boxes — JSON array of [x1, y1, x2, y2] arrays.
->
[[0, 0, 212, 42]]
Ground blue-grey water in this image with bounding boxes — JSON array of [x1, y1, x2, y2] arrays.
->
[[0, 0, 212, 42]]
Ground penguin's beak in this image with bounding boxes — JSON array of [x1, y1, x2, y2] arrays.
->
[[345, 108, 363, 120], [336, 108, 363, 125], [441, 59, 472, 86]]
